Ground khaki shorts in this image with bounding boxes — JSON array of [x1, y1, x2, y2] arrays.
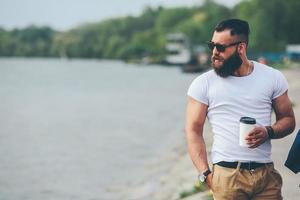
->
[[212, 163, 283, 200]]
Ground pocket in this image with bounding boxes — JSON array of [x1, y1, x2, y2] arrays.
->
[[268, 167, 283, 188], [212, 165, 239, 192], [211, 166, 217, 192]]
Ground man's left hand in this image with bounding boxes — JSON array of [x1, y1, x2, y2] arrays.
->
[[245, 126, 269, 148]]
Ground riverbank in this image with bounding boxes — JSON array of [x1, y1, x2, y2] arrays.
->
[[152, 65, 300, 200]]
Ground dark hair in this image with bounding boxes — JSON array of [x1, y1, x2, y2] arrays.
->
[[214, 19, 250, 45]]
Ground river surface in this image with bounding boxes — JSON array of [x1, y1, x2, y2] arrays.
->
[[0, 58, 199, 200]]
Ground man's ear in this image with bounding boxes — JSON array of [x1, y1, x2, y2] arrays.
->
[[238, 43, 246, 54]]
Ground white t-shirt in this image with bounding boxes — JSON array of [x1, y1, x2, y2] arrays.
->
[[187, 61, 288, 163]]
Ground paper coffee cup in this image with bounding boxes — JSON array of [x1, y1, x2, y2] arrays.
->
[[239, 117, 256, 147]]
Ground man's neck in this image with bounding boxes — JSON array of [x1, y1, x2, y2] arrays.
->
[[234, 60, 253, 77]]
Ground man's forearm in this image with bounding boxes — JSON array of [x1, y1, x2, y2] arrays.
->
[[272, 116, 296, 139], [271, 91, 296, 139], [186, 130, 209, 172]]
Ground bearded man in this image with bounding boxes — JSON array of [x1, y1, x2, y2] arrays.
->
[[185, 19, 295, 200]]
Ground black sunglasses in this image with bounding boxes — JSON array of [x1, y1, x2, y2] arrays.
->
[[207, 41, 242, 52]]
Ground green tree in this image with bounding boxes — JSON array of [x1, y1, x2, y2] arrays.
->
[[155, 7, 195, 34], [234, 0, 288, 52]]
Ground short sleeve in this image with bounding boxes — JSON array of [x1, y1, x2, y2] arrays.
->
[[272, 70, 289, 99], [187, 74, 209, 105]]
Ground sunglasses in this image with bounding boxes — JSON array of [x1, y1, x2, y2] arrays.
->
[[207, 41, 242, 52]]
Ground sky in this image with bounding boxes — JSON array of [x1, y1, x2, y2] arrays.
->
[[0, 0, 242, 30]]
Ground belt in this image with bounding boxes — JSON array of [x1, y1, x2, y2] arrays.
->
[[216, 161, 272, 170]]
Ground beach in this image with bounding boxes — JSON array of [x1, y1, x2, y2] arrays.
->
[[150, 65, 300, 200]]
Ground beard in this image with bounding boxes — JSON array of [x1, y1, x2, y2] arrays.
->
[[212, 50, 243, 78]]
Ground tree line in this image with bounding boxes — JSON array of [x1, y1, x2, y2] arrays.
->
[[0, 0, 299, 62]]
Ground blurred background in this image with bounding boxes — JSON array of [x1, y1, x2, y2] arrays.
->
[[1, 0, 299, 64], [0, 0, 299, 200]]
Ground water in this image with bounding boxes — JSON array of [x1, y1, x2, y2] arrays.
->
[[0, 58, 198, 200]]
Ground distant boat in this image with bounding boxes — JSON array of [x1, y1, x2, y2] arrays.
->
[[181, 64, 205, 73], [181, 45, 209, 73], [164, 33, 209, 73], [165, 33, 192, 65]]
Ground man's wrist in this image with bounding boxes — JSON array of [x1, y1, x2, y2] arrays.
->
[[198, 169, 211, 183], [265, 126, 275, 139]]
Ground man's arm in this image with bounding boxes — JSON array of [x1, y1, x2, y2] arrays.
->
[[185, 97, 209, 173], [246, 91, 296, 148], [271, 91, 295, 139]]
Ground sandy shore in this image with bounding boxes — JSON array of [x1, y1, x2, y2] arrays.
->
[[151, 65, 300, 200]]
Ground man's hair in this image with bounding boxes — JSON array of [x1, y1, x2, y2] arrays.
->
[[214, 19, 250, 45]]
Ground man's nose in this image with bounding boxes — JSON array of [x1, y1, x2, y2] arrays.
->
[[212, 46, 220, 55]]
